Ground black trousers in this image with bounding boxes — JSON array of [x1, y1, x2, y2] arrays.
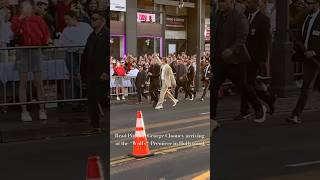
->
[[87, 79, 107, 128], [174, 80, 192, 99], [240, 62, 274, 114], [201, 79, 210, 99], [211, 63, 263, 119], [137, 86, 148, 102], [292, 60, 320, 116], [149, 81, 159, 106], [185, 80, 195, 99]]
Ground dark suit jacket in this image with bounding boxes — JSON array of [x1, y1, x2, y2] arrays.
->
[[213, 9, 249, 64], [246, 11, 271, 63], [148, 64, 161, 88], [175, 64, 187, 82], [294, 12, 320, 59], [187, 65, 195, 83], [135, 70, 147, 88], [80, 26, 109, 81]]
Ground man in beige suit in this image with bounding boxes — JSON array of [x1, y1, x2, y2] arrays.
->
[[155, 57, 179, 110]]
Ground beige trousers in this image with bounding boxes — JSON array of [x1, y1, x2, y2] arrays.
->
[[156, 80, 176, 107]]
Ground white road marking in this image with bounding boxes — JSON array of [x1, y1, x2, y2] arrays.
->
[[200, 112, 210, 115], [287, 160, 320, 167]]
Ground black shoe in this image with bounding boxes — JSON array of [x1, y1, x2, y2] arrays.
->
[[233, 112, 253, 121], [286, 115, 301, 124]]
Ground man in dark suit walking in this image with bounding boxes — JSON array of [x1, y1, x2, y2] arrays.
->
[[80, 11, 108, 134], [200, 61, 211, 101], [148, 57, 161, 107], [211, 0, 267, 123], [135, 65, 148, 104], [287, 0, 320, 124], [185, 60, 195, 100], [234, 0, 276, 121], [174, 59, 192, 99]]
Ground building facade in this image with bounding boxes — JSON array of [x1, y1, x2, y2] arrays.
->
[[110, 0, 210, 58]]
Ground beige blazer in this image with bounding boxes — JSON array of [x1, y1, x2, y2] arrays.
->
[[161, 64, 176, 88]]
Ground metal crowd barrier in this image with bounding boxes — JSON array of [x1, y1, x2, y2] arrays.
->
[[0, 45, 89, 107], [110, 76, 150, 97]]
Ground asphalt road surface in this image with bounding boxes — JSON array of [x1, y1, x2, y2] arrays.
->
[[212, 110, 320, 180], [0, 134, 107, 180], [110, 98, 210, 179]]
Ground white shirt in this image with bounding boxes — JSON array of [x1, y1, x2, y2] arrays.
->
[[127, 68, 139, 77], [205, 65, 210, 77], [161, 65, 165, 80], [302, 9, 320, 49], [58, 22, 93, 51], [248, 9, 260, 24]]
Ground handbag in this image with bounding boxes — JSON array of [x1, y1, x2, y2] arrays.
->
[[223, 45, 251, 64]]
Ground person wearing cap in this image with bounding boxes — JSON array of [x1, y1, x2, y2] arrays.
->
[[287, 0, 320, 124], [80, 10, 108, 134]]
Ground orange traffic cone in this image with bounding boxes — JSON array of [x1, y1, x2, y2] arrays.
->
[[86, 156, 105, 180], [128, 111, 154, 158]]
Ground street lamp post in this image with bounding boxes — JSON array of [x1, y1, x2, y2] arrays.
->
[[271, 0, 296, 97]]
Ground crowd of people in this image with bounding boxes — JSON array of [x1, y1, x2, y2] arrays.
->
[[110, 52, 212, 108], [0, 0, 108, 47], [0, 0, 108, 125], [211, 0, 320, 134]]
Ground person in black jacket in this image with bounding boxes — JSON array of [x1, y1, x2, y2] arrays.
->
[[174, 59, 192, 99], [185, 60, 195, 100], [211, 0, 266, 123], [148, 57, 161, 107], [135, 65, 148, 104], [234, 0, 276, 121], [80, 11, 108, 134], [287, 0, 320, 124], [200, 61, 211, 101]]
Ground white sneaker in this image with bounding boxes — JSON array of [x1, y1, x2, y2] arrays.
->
[[122, 96, 125, 100], [253, 105, 267, 123], [21, 111, 32, 122], [155, 105, 163, 110], [173, 99, 179, 107], [39, 110, 48, 120], [116, 96, 120, 101], [189, 94, 194, 101]]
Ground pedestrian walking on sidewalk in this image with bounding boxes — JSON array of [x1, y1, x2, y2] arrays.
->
[[287, 0, 320, 124], [80, 10, 108, 134], [234, 0, 276, 121], [155, 57, 179, 110], [135, 65, 148, 104], [211, 0, 267, 123]]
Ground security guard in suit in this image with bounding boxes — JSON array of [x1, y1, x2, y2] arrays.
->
[[288, 0, 320, 124]]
